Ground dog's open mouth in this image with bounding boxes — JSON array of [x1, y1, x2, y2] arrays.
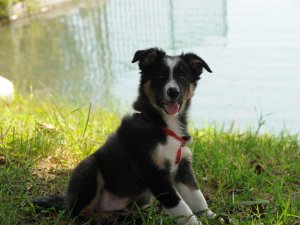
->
[[164, 101, 181, 115]]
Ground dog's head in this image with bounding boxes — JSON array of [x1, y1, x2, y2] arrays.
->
[[132, 48, 212, 116]]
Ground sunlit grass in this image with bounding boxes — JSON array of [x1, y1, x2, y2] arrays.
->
[[0, 94, 299, 225]]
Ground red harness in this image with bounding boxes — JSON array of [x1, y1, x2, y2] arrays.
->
[[162, 127, 185, 164], [139, 112, 186, 164]]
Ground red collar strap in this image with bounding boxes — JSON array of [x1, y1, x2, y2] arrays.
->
[[139, 112, 186, 164], [162, 127, 185, 164], [162, 127, 185, 143]]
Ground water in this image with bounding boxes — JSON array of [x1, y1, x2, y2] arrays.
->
[[0, 0, 299, 133]]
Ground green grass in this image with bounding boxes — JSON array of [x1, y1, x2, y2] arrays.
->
[[0, 94, 299, 225]]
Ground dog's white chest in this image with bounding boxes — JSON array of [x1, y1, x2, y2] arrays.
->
[[152, 136, 192, 171], [160, 136, 181, 164]]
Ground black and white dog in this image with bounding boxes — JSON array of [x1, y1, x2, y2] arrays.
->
[[34, 48, 217, 225]]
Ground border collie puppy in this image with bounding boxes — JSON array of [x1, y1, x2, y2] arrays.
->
[[34, 48, 216, 225]]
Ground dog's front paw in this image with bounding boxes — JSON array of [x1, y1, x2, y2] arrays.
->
[[198, 210, 231, 224], [196, 209, 215, 219], [176, 215, 202, 225], [185, 215, 202, 225], [206, 209, 216, 219]]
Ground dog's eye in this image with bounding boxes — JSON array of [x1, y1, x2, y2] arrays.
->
[[179, 75, 188, 81]]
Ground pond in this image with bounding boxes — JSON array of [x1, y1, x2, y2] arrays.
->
[[0, 0, 299, 133]]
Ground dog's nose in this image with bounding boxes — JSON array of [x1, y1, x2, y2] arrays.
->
[[167, 87, 180, 99]]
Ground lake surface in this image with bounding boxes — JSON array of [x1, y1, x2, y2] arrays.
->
[[0, 0, 299, 133]]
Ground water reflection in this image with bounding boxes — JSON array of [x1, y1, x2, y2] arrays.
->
[[0, 0, 227, 102], [1, 0, 299, 132]]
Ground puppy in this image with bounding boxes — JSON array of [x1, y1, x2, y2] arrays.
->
[[34, 48, 216, 225]]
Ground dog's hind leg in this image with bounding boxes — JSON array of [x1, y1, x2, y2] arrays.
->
[[174, 158, 217, 220], [130, 190, 153, 209], [66, 156, 104, 218]]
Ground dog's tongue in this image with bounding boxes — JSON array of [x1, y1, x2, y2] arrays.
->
[[165, 102, 180, 115]]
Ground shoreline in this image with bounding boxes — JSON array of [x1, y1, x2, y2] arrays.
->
[[0, 0, 84, 25]]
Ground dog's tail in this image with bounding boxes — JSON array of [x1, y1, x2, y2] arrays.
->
[[32, 194, 65, 211]]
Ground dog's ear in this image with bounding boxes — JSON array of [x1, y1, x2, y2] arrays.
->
[[132, 48, 166, 66], [181, 53, 212, 80]]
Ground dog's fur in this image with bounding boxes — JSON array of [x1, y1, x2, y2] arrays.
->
[[33, 48, 216, 225]]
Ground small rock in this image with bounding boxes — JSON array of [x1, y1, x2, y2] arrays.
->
[[0, 75, 14, 103]]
